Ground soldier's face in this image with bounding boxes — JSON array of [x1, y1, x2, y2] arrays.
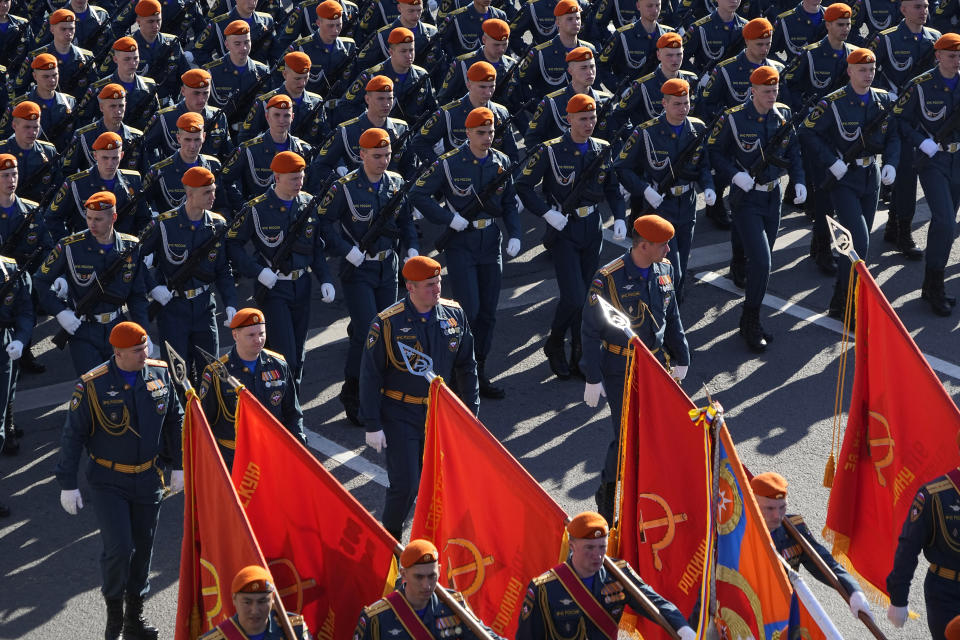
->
[[406, 275, 441, 309], [237, 0, 258, 14], [0, 168, 18, 196], [661, 94, 690, 122], [0, 0, 10, 18], [657, 46, 683, 72], [399, 2, 423, 24], [137, 14, 162, 39], [227, 34, 252, 62], [283, 68, 309, 94], [556, 11, 581, 36], [473, 0, 491, 10], [566, 110, 596, 140], [99, 98, 126, 124], [717, 0, 740, 12], [360, 146, 392, 175], [937, 49, 960, 77], [233, 324, 267, 358], [95, 148, 123, 177], [825, 17, 851, 41], [12, 118, 40, 145], [467, 124, 494, 151], [183, 86, 212, 111], [365, 90, 395, 118], [400, 562, 439, 607], [745, 36, 772, 60], [482, 34, 509, 60], [274, 170, 304, 194], [187, 183, 217, 210], [846, 61, 876, 88], [178, 130, 205, 158], [33, 68, 60, 92], [266, 106, 293, 132], [637, 0, 661, 22], [569, 537, 606, 576], [751, 83, 779, 110], [567, 59, 596, 86], [391, 42, 415, 69], [85, 208, 117, 240], [51, 21, 75, 45], [317, 16, 342, 40], [900, 0, 928, 23], [233, 592, 272, 635], [115, 50, 140, 76], [756, 496, 787, 531], [468, 78, 496, 102], [114, 341, 149, 372]]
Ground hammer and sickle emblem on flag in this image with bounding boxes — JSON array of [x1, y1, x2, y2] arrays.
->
[[444, 538, 495, 597], [269, 557, 319, 612], [868, 411, 894, 487], [636, 494, 688, 571], [200, 558, 224, 627]]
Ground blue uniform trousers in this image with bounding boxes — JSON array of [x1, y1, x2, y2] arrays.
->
[[381, 405, 426, 536], [918, 161, 960, 270], [0, 347, 14, 446], [890, 145, 918, 224], [600, 372, 626, 485], [829, 165, 880, 290], [732, 187, 782, 308], [924, 573, 960, 639], [548, 220, 602, 337], [443, 227, 502, 362], [262, 278, 313, 389], [157, 294, 219, 384], [70, 321, 123, 377], [341, 258, 398, 380]]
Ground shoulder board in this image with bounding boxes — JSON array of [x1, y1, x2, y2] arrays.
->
[[826, 87, 847, 101], [534, 40, 552, 51], [127, 125, 144, 136], [217, 353, 230, 364], [595, 89, 612, 100], [439, 297, 462, 308], [592, 137, 610, 147], [262, 348, 287, 362], [776, 7, 794, 18], [773, 101, 791, 110], [448, 5, 468, 15], [364, 599, 391, 616], [926, 478, 954, 494], [146, 358, 168, 368], [286, 613, 304, 626], [546, 87, 566, 99], [64, 231, 86, 244], [203, 58, 224, 69], [440, 100, 460, 111], [913, 71, 933, 84], [254, 9, 272, 18], [153, 156, 175, 170], [802, 41, 817, 51], [342, 116, 362, 127], [411, 63, 428, 74], [726, 104, 745, 114], [379, 300, 405, 318], [692, 15, 710, 26], [340, 36, 356, 43], [455, 51, 474, 62], [786, 514, 805, 526], [77, 47, 94, 56], [0, 255, 17, 265], [248, 193, 269, 205], [599, 257, 625, 275], [879, 26, 897, 35], [198, 629, 227, 640], [158, 209, 179, 221], [81, 362, 110, 382], [340, 172, 359, 184], [76, 122, 98, 134], [209, 211, 227, 222], [532, 570, 557, 586], [28, 45, 48, 56], [240, 137, 260, 148], [118, 232, 139, 242], [871, 87, 890, 96], [158, 104, 178, 115], [717, 57, 737, 68], [67, 171, 87, 182], [304, 90, 322, 101], [612, 558, 628, 568], [21, 198, 39, 207], [384, 169, 403, 181], [200, 154, 220, 164], [439, 148, 459, 160], [213, 12, 230, 21], [688, 116, 705, 126], [679, 69, 698, 82], [92, 76, 111, 89], [39, 139, 58, 153], [119, 168, 141, 178], [385, 116, 406, 127], [544, 136, 563, 146], [636, 71, 656, 84]]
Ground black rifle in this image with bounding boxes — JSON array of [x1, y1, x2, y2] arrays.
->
[[113, 173, 157, 228], [251, 194, 319, 305], [223, 59, 280, 124], [647, 114, 721, 207], [913, 95, 960, 169], [147, 217, 232, 319], [291, 97, 327, 139], [698, 32, 745, 82], [0, 205, 44, 258], [391, 106, 439, 167], [20, 160, 59, 207], [0, 249, 38, 302], [87, 16, 118, 60], [316, 49, 361, 100], [60, 59, 91, 97], [821, 96, 894, 191], [52, 225, 153, 349], [727, 105, 808, 208], [392, 69, 433, 122], [491, 41, 535, 104], [557, 121, 633, 216], [6, 20, 31, 77]]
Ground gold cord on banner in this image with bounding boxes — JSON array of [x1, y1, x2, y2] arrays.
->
[[825, 261, 861, 488]]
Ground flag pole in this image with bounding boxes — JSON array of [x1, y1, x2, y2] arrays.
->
[[601, 557, 682, 640], [776, 555, 845, 640], [271, 591, 299, 640], [165, 342, 193, 392], [825, 217, 860, 264], [782, 519, 888, 640]]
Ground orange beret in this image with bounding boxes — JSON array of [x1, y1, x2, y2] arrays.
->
[[661, 78, 690, 97], [946, 615, 960, 640], [359, 127, 391, 149], [565, 46, 593, 62], [935, 33, 960, 51], [365, 75, 394, 92], [482, 18, 510, 41], [566, 93, 596, 113], [398, 0, 422, 5], [402, 255, 441, 281], [11, 101, 40, 120], [135, 0, 162, 16], [231, 566, 274, 594], [657, 32, 682, 48], [49, 8, 75, 24], [824, 3, 851, 20], [182, 69, 212, 88], [847, 47, 876, 64], [465, 106, 494, 128], [316, 0, 343, 18], [31, 53, 57, 70], [633, 214, 675, 241], [388, 27, 414, 44], [92, 132, 123, 151], [567, 511, 608, 539], [85, 191, 117, 211], [285, 51, 312, 74], [98, 83, 126, 100], [0, 154, 17, 171], [270, 150, 306, 173], [182, 166, 216, 187], [751, 472, 788, 499], [400, 539, 439, 569], [230, 308, 266, 329], [224, 20, 251, 36], [266, 94, 292, 110], [109, 321, 148, 348], [467, 61, 497, 82], [743, 17, 774, 40], [553, 0, 580, 16], [177, 112, 205, 132], [113, 36, 138, 52], [750, 65, 779, 85]]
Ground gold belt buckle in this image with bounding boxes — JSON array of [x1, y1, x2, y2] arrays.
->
[[946, 142, 960, 153], [670, 185, 685, 196], [474, 218, 491, 229]]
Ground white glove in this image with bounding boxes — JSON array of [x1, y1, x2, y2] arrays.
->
[[183, 50, 194, 64], [52, 276, 68, 299], [703, 188, 717, 206], [56, 309, 82, 335], [404, 248, 419, 264], [147, 336, 158, 358], [514, 195, 524, 212], [5, 340, 23, 360], [223, 306, 237, 328], [60, 489, 83, 515], [149, 285, 173, 306], [919, 137, 940, 158], [880, 164, 896, 185], [169, 470, 184, 493], [505, 238, 521, 257], [848, 591, 872, 620], [671, 364, 688, 381], [433, 139, 445, 155], [731, 171, 755, 192], [612, 219, 627, 240], [449, 213, 469, 231], [336, 165, 349, 177], [143, 253, 154, 269], [428, 0, 438, 11], [643, 185, 664, 208], [677, 628, 696, 640], [886, 605, 908, 628], [365, 430, 387, 452], [320, 282, 335, 302], [411, 207, 424, 221], [618, 184, 630, 200], [697, 72, 710, 89], [793, 184, 807, 205], [828, 159, 848, 180], [543, 208, 567, 231], [257, 267, 279, 289], [345, 246, 365, 267], [583, 382, 605, 408]]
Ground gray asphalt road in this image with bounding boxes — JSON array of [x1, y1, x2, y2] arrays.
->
[[1, 195, 956, 640]]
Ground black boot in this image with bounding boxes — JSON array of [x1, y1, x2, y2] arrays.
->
[[18, 346, 45, 374], [2, 400, 18, 456], [883, 214, 898, 244], [895, 217, 923, 260], [0, 498, 9, 517], [338, 377, 362, 426], [122, 595, 159, 640], [104, 598, 123, 640], [543, 332, 570, 379], [594, 482, 615, 525], [477, 360, 505, 399], [728, 254, 746, 289], [809, 230, 837, 276], [738, 306, 768, 352], [704, 200, 731, 230], [828, 281, 850, 321], [921, 268, 954, 317], [568, 336, 585, 379]]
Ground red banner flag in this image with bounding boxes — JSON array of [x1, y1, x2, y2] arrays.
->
[[176, 389, 269, 640], [612, 337, 713, 639], [825, 261, 960, 596], [232, 388, 399, 640], [410, 377, 569, 638]]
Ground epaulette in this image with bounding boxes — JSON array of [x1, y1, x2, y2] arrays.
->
[[158, 104, 178, 115], [532, 570, 557, 586], [339, 172, 359, 184], [247, 193, 269, 206], [725, 103, 745, 114], [157, 209, 179, 221], [636, 70, 656, 84], [913, 71, 933, 85], [240, 137, 260, 148], [203, 58, 225, 70], [364, 599, 391, 616], [127, 125, 144, 136], [340, 36, 356, 43], [369, 62, 387, 73], [688, 116, 706, 126], [776, 7, 795, 18], [680, 69, 698, 81], [926, 478, 954, 494], [254, 9, 272, 18], [66, 170, 87, 182], [213, 12, 230, 22], [612, 558, 628, 568], [544, 136, 563, 146], [305, 89, 322, 101], [262, 348, 287, 362], [379, 299, 405, 319], [153, 156, 175, 170], [91, 6, 108, 16], [691, 14, 710, 27], [447, 5, 468, 16], [773, 101, 791, 111], [81, 362, 110, 382], [28, 45, 48, 57], [209, 211, 227, 222], [341, 116, 362, 128], [118, 232, 139, 242], [826, 87, 847, 101], [439, 297, 462, 308], [454, 50, 475, 62], [20, 198, 38, 208], [286, 613, 304, 626], [534, 40, 552, 51], [411, 63, 428, 74], [91, 76, 112, 89], [119, 168, 141, 179], [801, 41, 818, 51], [546, 87, 566, 99], [384, 169, 403, 182], [440, 100, 460, 112], [0, 255, 17, 265], [717, 56, 737, 69], [200, 153, 220, 165], [599, 257, 625, 276], [879, 25, 896, 35], [77, 46, 94, 57], [218, 353, 229, 363], [142, 76, 157, 87], [871, 87, 891, 96], [786, 514, 805, 526], [63, 231, 86, 244], [75, 122, 99, 134], [146, 358, 168, 368], [438, 148, 459, 160]]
